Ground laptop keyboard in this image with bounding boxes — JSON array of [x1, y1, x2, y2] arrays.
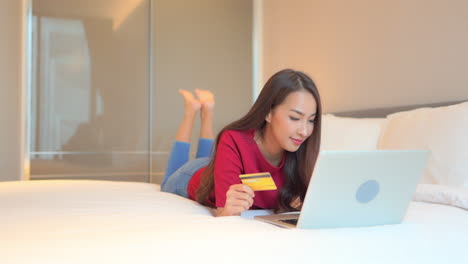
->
[[279, 219, 298, 226]]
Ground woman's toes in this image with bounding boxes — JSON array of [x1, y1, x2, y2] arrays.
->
[[179, 89, 201, 111], [195, 89, 215, 109]]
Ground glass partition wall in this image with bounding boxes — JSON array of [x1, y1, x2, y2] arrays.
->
[[27, 0, 253, 183]]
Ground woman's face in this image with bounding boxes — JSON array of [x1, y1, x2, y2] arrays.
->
[[266, 90, 317, 153]]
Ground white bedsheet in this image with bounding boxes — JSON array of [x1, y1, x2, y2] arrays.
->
[[2, 180, 468, 264]]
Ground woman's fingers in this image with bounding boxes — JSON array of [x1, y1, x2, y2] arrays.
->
[[225, 184, 255, 210], [229, 184, 255, 197], [226, 195, 252, 210], [227, 185, 254, 202]]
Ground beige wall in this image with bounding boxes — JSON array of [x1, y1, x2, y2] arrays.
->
[[0, 0, 23, 181], [263, 0, 468, 113], [151, 0, 253, 182]]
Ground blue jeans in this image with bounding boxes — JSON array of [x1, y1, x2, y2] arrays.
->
[[161, 138, 214, 198]]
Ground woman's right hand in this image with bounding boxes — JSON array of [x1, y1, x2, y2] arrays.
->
[[217, 184, 255, 216]]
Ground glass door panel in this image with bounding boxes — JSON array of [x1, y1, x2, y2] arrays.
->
[[29, 0, 151, 182]]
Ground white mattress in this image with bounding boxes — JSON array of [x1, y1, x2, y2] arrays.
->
[[2, 180, 468, 264]]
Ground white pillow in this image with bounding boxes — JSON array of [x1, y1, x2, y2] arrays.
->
[[413, 184, 468, 210], [378, 101, 468, 186], [321, 114, 386, 151]]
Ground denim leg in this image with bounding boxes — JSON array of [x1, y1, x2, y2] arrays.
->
[[161, 157, 211, 198], [162, 141, 190, 186], [195, 138, 214, 159]]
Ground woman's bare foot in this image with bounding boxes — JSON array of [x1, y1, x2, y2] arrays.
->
[[195, 89, 215, 110], [195, 89, 215, 139], [175, 89, 201, 142], [179, 89, 201, 114]]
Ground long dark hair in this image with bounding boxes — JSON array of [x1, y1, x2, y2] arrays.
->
[[196, 69, 322, 212]]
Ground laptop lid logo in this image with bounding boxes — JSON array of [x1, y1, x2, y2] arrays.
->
[[356, 180, 380, 203]]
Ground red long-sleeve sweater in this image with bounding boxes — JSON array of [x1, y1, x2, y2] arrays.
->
[[187, 129, 285, 209]]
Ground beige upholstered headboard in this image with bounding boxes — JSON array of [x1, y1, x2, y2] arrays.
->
[[332, 100, 467, 118]]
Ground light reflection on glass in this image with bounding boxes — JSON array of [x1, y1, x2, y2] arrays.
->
[[29, 0, 150, 181]]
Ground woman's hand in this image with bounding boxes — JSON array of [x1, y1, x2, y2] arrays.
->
[[216, 184, 255, 216], [290, 197, 302, 210]]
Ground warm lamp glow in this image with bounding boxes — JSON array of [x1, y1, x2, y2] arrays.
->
[[112, 0, 145, 31]]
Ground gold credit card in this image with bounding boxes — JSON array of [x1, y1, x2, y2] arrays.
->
[[239, 172, 277, 191]]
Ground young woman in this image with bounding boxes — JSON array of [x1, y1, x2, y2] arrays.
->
[[161, 69, 322, 217]]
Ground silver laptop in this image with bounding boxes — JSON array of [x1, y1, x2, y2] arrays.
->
[[255, 150, 429, 229]]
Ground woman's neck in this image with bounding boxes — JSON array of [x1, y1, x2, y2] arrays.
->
[[255, 129, 284, 166]]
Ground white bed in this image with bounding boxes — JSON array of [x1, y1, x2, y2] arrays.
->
[[2, 101, 468, 264], [2, 180, 467, 264]]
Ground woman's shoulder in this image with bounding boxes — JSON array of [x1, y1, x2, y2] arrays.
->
[[217, 129, 258, 156], [220, 129, 255, 142]]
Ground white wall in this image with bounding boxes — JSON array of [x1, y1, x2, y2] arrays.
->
[[0, 0, 24, 181], [263, 0, 468, 113]]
